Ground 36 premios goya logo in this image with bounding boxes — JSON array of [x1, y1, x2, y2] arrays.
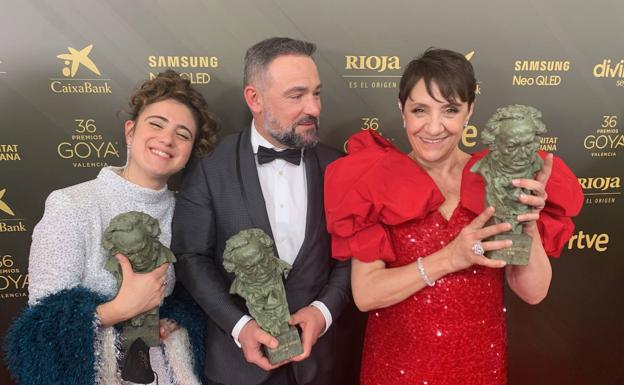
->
[[0, 188, 27, 233], [0, 254, 28, 300], [57, 118, 120, 168], [50, 44, 112, 94], [583, 114, 622, 158], [147, 55, 219, 85]]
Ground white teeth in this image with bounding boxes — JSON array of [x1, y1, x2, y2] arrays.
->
[[421, 137, 445, 144], [151, 149, 171, 158]]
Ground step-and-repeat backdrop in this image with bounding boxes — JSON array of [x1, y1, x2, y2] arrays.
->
[[1, 1, 622, 384]]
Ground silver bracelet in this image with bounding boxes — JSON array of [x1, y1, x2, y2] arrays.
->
[[417, 257, 436, 287]]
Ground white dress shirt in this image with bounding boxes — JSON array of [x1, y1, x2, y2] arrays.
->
[[231, 122, 332, 346]]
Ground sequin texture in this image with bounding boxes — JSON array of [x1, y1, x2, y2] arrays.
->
[[360, 206, 507, 385]]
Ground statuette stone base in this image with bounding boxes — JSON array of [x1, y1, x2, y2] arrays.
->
[[487, 233, 532, 265], [263, 326, 303, 365], [122, 309, 160, 350]]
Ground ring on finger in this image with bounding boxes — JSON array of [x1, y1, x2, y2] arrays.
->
[[471, 242, 485, 256]]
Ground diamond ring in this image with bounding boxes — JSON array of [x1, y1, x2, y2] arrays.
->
[[471, 242, 485, 256]]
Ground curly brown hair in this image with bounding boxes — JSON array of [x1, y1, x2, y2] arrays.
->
[[127, 69, 218, 156]]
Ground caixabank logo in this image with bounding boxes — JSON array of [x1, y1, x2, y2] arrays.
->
[[50, 44, 112, 94], [56, 118, 120, 168], [512, 59, 570, 87], [579, 175, 620, 205], [0, 188, 27, 233], [147, 55, 219, 85], [593, 58, 624, 87]]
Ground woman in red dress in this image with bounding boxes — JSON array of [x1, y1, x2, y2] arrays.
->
[[324, 49, 583, 385]]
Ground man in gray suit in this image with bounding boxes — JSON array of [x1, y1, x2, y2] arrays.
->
[[172, 37, 351, 385]]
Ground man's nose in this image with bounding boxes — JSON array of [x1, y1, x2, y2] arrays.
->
[[303, 95, 321, 117]]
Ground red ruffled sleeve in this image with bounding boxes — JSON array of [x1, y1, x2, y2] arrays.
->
[[462, 150, 583, 257], [324, 130, 444, 262]]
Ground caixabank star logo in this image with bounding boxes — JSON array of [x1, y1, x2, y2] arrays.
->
[[0, 188, 27, 233], [50, 44, 112, 94]]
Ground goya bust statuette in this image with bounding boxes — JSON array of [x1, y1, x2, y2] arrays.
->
[[223, 228, 303, 364], [471, 104, 546, 265], [102, 211, 176, 349]]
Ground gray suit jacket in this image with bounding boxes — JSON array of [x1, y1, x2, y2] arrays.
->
[[172, 127, 350, 385]]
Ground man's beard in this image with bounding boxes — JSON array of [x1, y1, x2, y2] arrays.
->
[[265, 112, 320, 149]]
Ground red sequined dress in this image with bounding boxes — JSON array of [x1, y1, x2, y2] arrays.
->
[[324, 130, 583, 385]]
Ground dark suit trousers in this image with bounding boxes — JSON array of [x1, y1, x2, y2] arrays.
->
[[204, 364, 332, 385]]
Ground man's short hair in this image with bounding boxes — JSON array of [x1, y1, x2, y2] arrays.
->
[[243, 37, 316, 87]]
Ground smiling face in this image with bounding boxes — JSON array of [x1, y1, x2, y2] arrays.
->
[[245, 54, 321, 149], [401, 79, 473, 168], [124, 98, 197, 189]]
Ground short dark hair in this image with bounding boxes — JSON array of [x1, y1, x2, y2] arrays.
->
[[244, 37, 316, 86], [398, 48, 476, 109], [127, 69, 218, 157]]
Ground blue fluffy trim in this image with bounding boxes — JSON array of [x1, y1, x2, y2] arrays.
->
[[4, 287, 108, 385], [161, 283, 206, 385]]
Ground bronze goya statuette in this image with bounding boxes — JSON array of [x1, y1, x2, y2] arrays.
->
[[223, 228, 303, 365], [471, 104, 546, 265], [102, 211, 176, 348]]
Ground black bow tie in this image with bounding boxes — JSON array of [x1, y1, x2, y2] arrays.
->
[[257, 145, 302, 165]]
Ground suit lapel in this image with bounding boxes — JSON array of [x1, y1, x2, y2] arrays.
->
[[236, 128, 276, 248], [291, 147, 322, 271]]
